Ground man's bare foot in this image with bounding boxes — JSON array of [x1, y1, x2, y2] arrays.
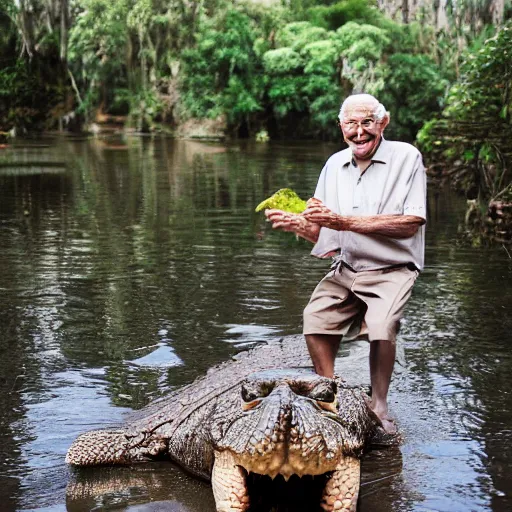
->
[[361, 394, 398, 434], [378, 416, 397, 434], [369, 402, 397, 434]]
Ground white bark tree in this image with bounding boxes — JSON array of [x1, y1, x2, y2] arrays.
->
[[377, 0, 504, 29]]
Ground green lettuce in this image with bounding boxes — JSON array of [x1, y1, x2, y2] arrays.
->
[[255, 188, 307, 214]]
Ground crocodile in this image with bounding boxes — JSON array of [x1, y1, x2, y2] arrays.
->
[[66, 336, 383, 512]]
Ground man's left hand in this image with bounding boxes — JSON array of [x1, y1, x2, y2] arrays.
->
[[303, 198, 344, 230]]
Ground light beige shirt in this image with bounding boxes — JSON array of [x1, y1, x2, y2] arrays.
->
[[311, 139, 426, 271]]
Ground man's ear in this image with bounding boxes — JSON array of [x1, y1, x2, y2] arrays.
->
[[381, 112, 390, 131], [338, 120, 349, 143]]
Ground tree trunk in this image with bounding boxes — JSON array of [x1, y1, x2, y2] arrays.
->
[[402, 0, 409, 23], [492, 0, 505, 25], [60, 0, 69, 61]]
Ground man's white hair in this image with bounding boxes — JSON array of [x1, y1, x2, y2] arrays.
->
[[338, 94, 387, 121]]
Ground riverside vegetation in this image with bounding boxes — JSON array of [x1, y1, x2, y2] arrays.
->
[[0, 0, 510, 243]]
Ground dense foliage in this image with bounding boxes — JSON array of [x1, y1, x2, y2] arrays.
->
[[0, 0, 508, 144], [416, 21, 512, 243], [179, 8, 265, 133], [0, 0, 69, 133], [418, 22, 512, 203]]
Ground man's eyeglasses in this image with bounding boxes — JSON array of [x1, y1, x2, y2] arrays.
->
[[340, 118, 379, 130]]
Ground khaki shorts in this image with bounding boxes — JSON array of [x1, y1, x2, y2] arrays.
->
[[303, 262, 418, 342]]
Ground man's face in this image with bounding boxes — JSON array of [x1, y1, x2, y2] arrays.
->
[[340, 103, 388, 161]]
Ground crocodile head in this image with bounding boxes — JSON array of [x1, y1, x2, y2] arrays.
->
[[212, 368, 377, 511]]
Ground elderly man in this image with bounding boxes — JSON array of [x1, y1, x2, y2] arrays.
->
[[265, 94, 426, 434]]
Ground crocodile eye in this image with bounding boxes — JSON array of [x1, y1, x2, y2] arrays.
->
[[241, 385, 259, 402], [241, 382, 273, 402], [308, 381, 337, 403]]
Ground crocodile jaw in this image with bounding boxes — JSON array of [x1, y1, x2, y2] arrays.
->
[[234, 441, 340, 480], [212, 450, 250, 512], [212, 449, 360, 512]]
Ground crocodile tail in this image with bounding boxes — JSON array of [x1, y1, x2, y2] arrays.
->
[[66, 429, 134, 466]]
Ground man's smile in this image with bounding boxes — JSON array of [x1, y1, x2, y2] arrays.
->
[[346, 134, 380, 160]]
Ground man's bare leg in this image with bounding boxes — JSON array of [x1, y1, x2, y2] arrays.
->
[[305, 334, 341, 378], [369, 340, 396, 433]]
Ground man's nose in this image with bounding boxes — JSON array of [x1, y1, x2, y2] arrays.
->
[[356, 125, 364, 137]]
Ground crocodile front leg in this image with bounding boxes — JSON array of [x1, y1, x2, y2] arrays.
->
[[321, 456, 360, 512], [212, 450, 250, 512], [66, 429, 167, 466]]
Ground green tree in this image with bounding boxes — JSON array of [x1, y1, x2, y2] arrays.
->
[[305, 0, 383, 31], [0, 0, 71, 132], [179, 8, 264, 135], [68, 0, 132, 118], [262, 20, 391, 138], [371, 53, 448, 142], [418, 22, 512, 203]]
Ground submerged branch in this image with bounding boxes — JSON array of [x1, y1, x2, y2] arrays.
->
[[68, 69, 83, 107]]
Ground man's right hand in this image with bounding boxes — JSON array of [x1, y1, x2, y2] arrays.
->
[[264, 209, 302, 233], [264, 209, 320, 243]]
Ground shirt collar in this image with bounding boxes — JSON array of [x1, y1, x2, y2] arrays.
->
[[342, 137, 389, 167], [370, 137, 389, 163]]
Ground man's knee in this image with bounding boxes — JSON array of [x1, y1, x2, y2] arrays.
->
[[366, 320, 400, 343]]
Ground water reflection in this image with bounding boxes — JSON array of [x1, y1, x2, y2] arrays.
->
[[0, 136, 511, 511], [66, 463, 215, 512]]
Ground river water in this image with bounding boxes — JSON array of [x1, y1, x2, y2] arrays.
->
[[0, 135, 511, 512]]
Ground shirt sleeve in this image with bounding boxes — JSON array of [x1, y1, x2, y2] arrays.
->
[[313, 163, 328, 202], [403, 153, 427, 220], [310, 161, 341, 258]]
